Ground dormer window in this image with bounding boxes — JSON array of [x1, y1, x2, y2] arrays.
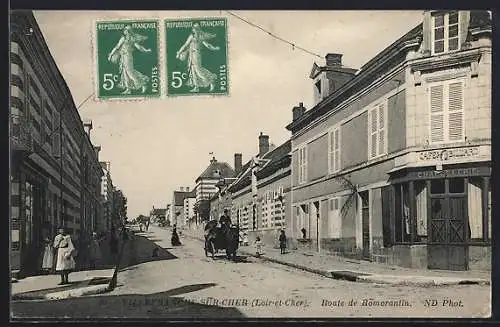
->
[[432, 11, 460, 55], [315, 80, 322, 95]]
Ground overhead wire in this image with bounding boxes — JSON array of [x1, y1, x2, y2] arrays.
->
[[226, 11, 323, 59]]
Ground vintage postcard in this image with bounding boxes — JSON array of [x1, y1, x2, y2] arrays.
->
[[165, 17, 229, 96], [94, 20, 160, 99], [9, 9, 492, 321]]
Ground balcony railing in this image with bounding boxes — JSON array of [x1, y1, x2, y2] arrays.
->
[[10, 113, 33, 154]]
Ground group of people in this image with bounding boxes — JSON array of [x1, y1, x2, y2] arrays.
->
[[39, 226, 122, 285], [254, 230, 288, 257]]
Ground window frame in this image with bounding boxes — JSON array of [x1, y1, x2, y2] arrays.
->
[[431, 11, 460, 55], [427, 78, 466, 145], [328, 126, 341, 174], [367, 100, 388, 160]]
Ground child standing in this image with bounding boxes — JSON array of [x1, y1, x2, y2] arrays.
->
[[255, 236, 263, 257], [279, 230, 287, 254]]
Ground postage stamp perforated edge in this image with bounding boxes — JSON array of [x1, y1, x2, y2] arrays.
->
[[164, 16, 230, 98], [91, 18, 162, 103]]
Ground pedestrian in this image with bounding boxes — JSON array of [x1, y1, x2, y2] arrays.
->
[[109, 228, 119, 262], [53, 227, 76, 285], [40, 228, 54, 274], [89, 232, 102, 269], [279, 230, 287, 254], [171, 226, 182, 246], [254, 236, 263, 257]]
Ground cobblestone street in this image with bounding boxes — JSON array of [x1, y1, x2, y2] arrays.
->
[[11, 226, 491, 319]]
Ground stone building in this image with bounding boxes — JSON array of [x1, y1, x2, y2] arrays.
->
[[286, 10, 491, 271], [10, 11, 105, 277], [100, 161, 114, 232], [193, 157, 235, 224]]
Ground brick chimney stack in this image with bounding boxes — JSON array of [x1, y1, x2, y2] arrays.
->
[[325, 53, 343, 66], [234, 153, 242, 175], [186, 186, 190, 192], [292, 102, 306, 121], [258, 132, 270, 157], [83, 120, 93, 136]]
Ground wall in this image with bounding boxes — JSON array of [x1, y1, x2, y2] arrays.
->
[[341, 112, 368, 169], [387, 90, 407, 153]]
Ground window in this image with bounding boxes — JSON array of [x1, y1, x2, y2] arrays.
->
[[328, 127, 341, 173], [395, 184, 411, 242], [328, 197, 342, 238], [368, 102, 387, 159], [432, 11, 460, 55], [429, 80, 465, 144], [298, 146, 308, 184]]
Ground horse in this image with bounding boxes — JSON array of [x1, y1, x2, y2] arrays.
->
[[204, 222, 239, 260]]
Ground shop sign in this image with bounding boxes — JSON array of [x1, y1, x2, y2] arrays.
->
[[412, 166, 490, 180], [418, 146, 480, 162]]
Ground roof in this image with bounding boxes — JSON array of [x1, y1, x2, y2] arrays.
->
[[286, 23, 422, 134], [287, 11, 492, 135], [173, 190, 196, 206], [195, 159, 235, 182], [228, 139, 291, 193]]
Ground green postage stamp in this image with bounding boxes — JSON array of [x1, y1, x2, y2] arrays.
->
[[165, 18, 229, 96], [95, 20, 160, 99]]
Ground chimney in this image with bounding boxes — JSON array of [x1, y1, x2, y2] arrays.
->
[[234, 153, 242, 175], [94, 146, 101, 158], [180, 186, 184, 192], [83, 120, 93, 136], [210, 156, 217, 164], [325, 53, 342, 67], [292, 102, 306, 121], [186, 186, 190, 192], [258, 132, 270, 157]]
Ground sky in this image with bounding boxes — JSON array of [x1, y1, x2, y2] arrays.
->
[[34, 10, 424, 219]]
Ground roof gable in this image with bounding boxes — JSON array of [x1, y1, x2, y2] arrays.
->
[[196, 161, 235, 182]]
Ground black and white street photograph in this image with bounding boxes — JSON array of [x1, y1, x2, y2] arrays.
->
[[9, 9, 492, 320]]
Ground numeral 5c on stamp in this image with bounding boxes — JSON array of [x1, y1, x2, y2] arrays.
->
[[95, 20, 160, 99], [165, 18, 229, 97]]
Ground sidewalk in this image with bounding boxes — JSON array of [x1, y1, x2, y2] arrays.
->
[[11, 268, 115, 300], [182, 227, 490, 287]]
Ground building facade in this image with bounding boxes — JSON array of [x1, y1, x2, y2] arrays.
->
[[229, 134, 292, 248], [286, 10, 491, 271], [183, 197, 196, 227], [193, 157, 235, 224], [100, 161, 114, 232], [10, 11, 105, 277], [171, 187, 195, 229]]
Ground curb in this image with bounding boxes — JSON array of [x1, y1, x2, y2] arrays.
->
[[184, 233, 490, 286], [44, 284, 111, 300]]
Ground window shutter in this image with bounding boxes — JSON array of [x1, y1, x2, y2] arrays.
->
[[378, 104, 385, 155], [430, 85, 444, 142], [448, 81, 464, 141], [381, 185, 394, 247], [370, 108, 378, 158], [334, 128, 340, 171]]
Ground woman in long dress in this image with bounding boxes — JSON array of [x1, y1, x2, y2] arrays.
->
[[107, 25, 152, 95], [176, 23, 220, 92], [53, 228, 76, 285], [88, 232, 102, 269], [171, 226, 182, 246], [41, 233, 54, 274]]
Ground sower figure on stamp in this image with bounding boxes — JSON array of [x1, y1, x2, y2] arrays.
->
[[176, 23, 220, 92], [53, 227, 76, 285], [107, 25, 152, 95]]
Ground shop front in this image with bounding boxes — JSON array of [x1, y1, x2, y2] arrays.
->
[[387, 163, 491, 271]]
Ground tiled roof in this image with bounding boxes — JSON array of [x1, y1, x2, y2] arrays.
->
[[196, 160, 235, 182], [173, 190, 196, 206]]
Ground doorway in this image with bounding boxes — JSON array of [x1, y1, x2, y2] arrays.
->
[[427, 178, 468, 271], [360, 191, 370, 260]]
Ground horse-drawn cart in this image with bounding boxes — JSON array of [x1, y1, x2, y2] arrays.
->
[[204, 220, 239, 260]]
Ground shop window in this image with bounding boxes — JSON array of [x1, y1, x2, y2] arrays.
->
[[395, 184, 411, 242], [430, 179, 445, 194], [415, 181, 428, 240], [449, 178, 465, 194]]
